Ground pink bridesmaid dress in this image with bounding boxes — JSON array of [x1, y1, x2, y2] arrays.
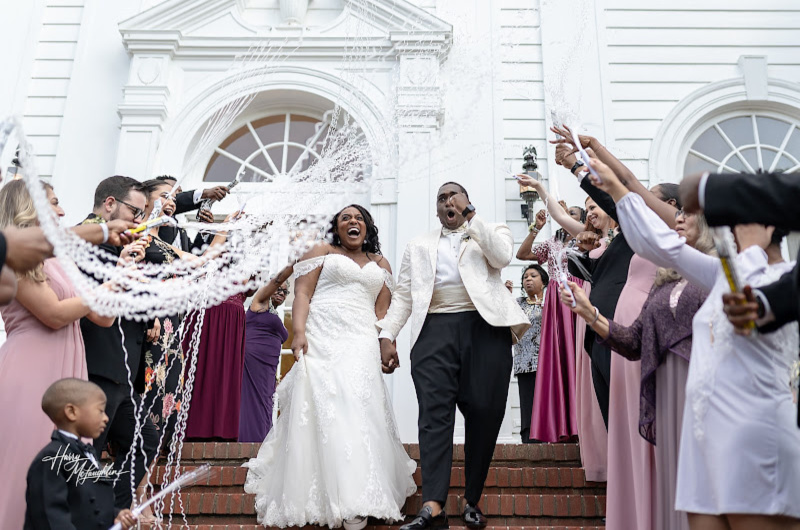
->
[[0, 259, 88, 529], [574, 244, 608, 482], [604, 254, 657, 530], [529, 239, 578, 442]]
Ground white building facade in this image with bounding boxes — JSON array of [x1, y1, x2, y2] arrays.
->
[[2, 0, 799, 443]]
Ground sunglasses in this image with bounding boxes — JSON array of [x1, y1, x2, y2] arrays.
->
[[116, 198, 145, 221]]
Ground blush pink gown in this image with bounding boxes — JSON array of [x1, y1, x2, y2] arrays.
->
[[605, 254, 657, 530], [529, 239, 578, 442], [574, 244, 608, 482], [0, 259, 88, 530]]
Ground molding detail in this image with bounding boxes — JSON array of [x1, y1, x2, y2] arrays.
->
[[649, 77, 800, 184]]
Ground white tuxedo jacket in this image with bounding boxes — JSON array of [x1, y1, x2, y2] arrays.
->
[[376, 214, 530, 348]]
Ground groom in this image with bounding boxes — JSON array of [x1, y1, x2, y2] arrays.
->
[[377, 182, 530, 529]]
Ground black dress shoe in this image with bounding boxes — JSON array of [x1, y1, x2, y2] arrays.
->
[[399, 506, 449, 530], [462, 503, 487, 529]]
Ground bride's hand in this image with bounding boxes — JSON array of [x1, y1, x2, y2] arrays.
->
[[291, 332, 308, 360], [379, 338, 399, 374]]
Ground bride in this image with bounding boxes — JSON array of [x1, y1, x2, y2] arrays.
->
[[244, 204, 417, 529]]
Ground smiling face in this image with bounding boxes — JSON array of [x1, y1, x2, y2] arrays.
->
[[522, 268, 544, 298], [146, 183, 177, 219], [585, 198, 610, 231], [436, 183, 468, 229], [336, 206, 367, 251]]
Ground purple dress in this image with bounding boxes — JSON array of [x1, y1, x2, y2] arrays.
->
[[238, 308, 288, 442], [185, 293, 246, 440], [529, 239, 579, 442]]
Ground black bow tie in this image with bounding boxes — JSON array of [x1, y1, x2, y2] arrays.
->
[[76, 440, 96, 455]]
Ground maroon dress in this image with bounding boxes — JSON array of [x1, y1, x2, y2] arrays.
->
[[238, 308, 288, 442], [184, 293, 246, 440]]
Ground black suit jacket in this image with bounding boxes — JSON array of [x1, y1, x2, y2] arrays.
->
[[78, 215, 147, 391], [173, 190, 199, 215], [25, 431, 118, 530], [158, 225, 209, 255], [702, 171, 800, 425], [568, 178, 634, 349]]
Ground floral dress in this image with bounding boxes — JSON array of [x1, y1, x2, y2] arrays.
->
[[141, 236, 184, 434], [513, 297, 543, 375]]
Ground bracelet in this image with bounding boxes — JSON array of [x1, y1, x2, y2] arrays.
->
[[590, 306, 600, 325], [528, 224, 540, 233], [100, 223, 109, 244]]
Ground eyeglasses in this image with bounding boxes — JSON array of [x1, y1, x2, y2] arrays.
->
[[116, 198, 145, 221], [275, 288, 289, 295], [674, 209, 693, 220]]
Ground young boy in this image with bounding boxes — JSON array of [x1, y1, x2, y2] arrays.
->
[[24, 378, 138, 530]]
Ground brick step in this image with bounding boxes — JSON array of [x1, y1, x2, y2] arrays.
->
[[150, 521, 605, 530], [151, 465, 604, 493], [170, 443, 582, 466], [151, 491, 605, 519]]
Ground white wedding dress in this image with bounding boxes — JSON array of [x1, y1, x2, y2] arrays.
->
[[243, 253, 417, 528]]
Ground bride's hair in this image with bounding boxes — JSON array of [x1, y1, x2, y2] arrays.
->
[[328, 204, 382, 255]]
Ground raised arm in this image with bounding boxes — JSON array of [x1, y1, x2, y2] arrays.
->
[[516, 175, 585, 238], [552, 125, 678, 228], [249, 265, 294, 312], [466, 214, 514, 270]]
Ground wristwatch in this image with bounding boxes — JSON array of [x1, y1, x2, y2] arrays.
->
[[462, 204, 476, 217], [570, 161, 585, 174]]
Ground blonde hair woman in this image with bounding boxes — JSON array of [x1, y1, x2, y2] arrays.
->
[[0, 180, 113, 530]]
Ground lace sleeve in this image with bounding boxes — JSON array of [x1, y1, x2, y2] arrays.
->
[[382, 269, 395, 293], [293, 256, 325, 279]]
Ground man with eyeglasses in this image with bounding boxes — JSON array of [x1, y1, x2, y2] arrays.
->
[[78, 175, 160, 511]]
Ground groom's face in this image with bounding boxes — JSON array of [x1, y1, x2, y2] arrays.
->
[[436, 184, 468, 229]]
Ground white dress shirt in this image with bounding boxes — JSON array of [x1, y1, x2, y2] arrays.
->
[[58, 429, 100, 469]]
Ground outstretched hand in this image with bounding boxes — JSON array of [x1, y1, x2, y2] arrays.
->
[[721, 285, 760, 336], [379, 338, 400, 374], [549, 124, 596, 154]]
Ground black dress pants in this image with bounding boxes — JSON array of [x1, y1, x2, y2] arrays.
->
[[91, 375, 159, 510], [516, 371, 536, 443], [589, 341, 611, 428], [411, 311, 512, 506]]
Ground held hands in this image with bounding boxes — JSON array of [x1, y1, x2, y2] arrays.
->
[[575, 231, 601, 252], [721, 285, 760, 336], [379, 338, 400, 374], [559, 281, 594, 319]]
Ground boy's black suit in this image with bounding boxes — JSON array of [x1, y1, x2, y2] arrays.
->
[[25, 431, 117, 530]]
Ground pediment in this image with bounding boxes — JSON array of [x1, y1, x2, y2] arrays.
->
[[119, 0, 451, 55]]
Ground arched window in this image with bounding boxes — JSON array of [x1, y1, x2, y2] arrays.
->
[[204, 113, 329, 182], [684, 113, 800, 175]]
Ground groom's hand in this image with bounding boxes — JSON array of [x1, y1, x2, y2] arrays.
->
[[379, 338, 399, 374]]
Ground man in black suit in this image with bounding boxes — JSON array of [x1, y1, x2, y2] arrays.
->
[[154, 175, 226, 252], [680, 170, 800, 426], [25, 378, 137, 530], [79, 175, 159, 510]]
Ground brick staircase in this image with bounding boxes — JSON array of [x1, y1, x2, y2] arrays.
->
[[147, 442, 605, 530]]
